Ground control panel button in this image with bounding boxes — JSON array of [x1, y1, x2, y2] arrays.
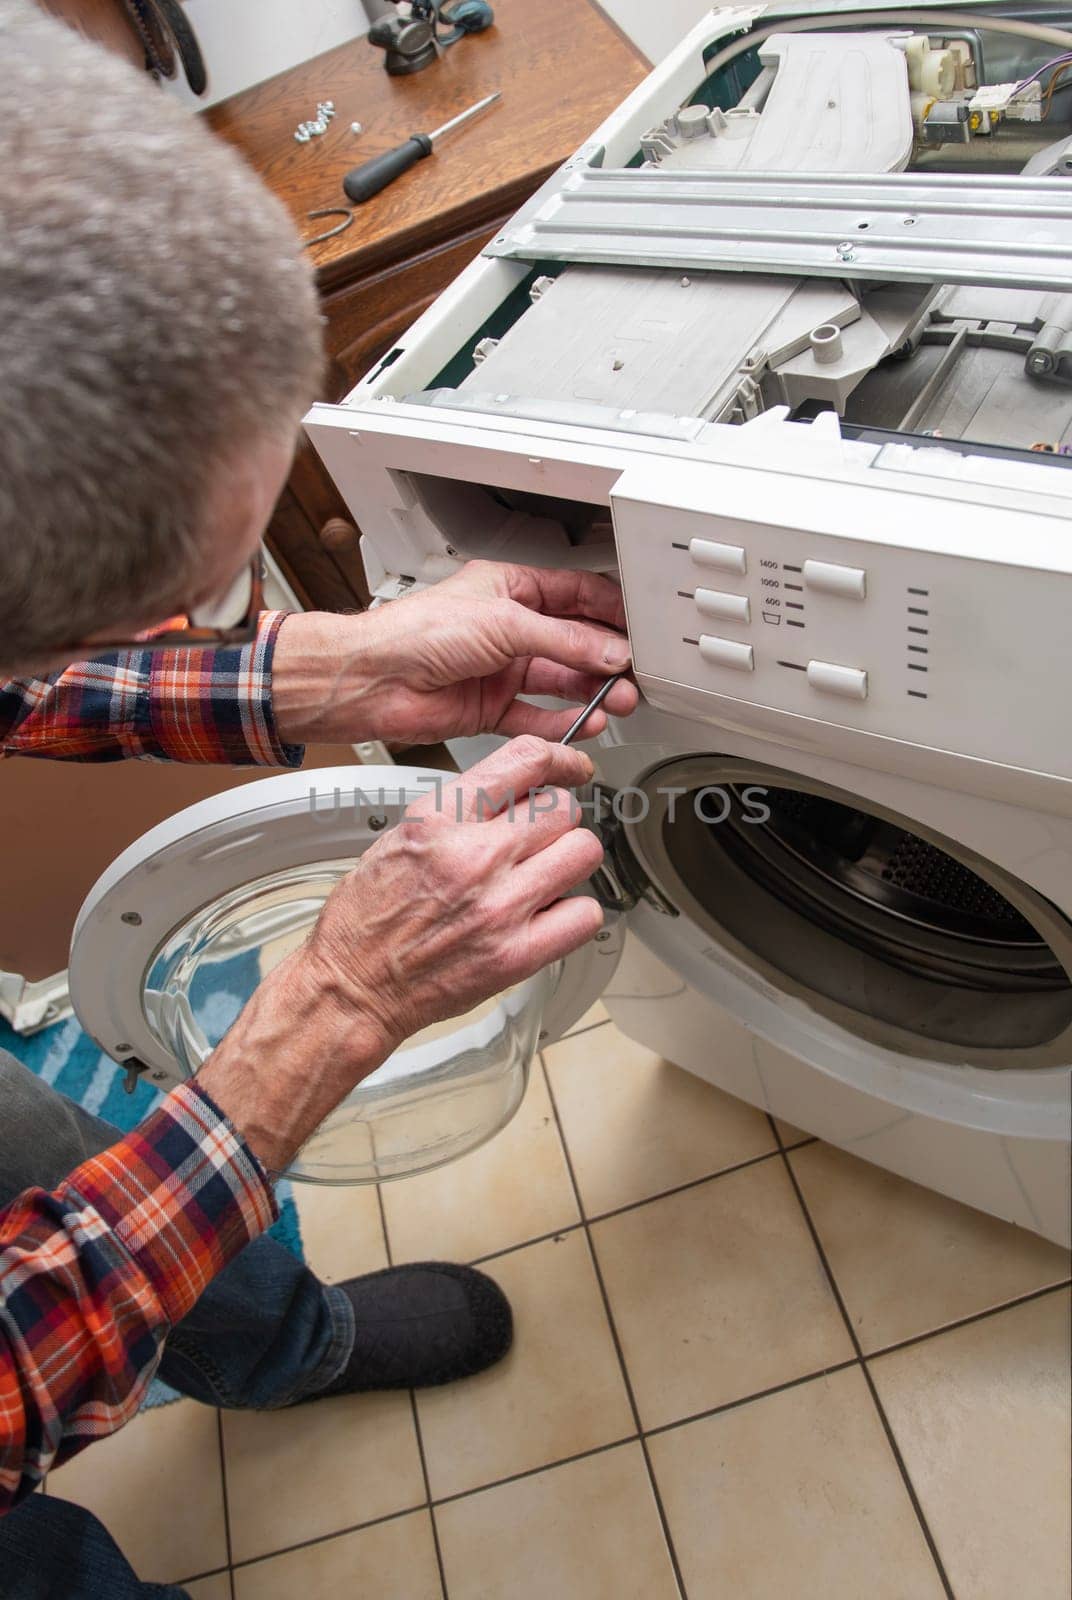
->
[[803, 559, 867, 600], [689, 537, 747, 576], [699, 635, 755, 672], [807, 660, 868, 700], [695, 588, 751, 624]]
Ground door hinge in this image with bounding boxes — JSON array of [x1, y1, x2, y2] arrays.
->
[[121, 1057, 151, 1095], [588, 785, 677, 918]]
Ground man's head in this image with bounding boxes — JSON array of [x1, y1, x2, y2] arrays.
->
[[0, 1, 324, 672]]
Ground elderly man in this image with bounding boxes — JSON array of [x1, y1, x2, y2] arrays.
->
[[0, 6, 636, 1595]]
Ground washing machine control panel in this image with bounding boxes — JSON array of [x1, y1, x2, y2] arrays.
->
[[611, 458, 1072, 782]]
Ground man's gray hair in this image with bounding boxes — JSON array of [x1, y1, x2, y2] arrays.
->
[[0, 2, 324, 667]]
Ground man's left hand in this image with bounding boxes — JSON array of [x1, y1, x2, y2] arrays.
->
[[271, 561, 639, 748]]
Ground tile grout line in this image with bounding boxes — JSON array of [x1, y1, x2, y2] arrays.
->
[[214, 1409, 237, 1600], [775, 1136, 958, 1600], [643, 1357, 863, 1441], [469, 1219, 585, 1266], [196, 1101, 1063, 1589], [230, 1502, 430, 1575], [374, 1182, 392, 1270], [409, 1392, 450, 1600], [430, 1433, 641, 1509], [174, 1566, 233, 1589], [558, 1016, 614, 1043], [539, 1055, 691, 1600], [586, 1144, 787, 1223], [376, 1182, 450, 1600], [220, 1266, 1072, 1577], [865, 1277, 1072, 1362], [768, 1115, 1072, 1357], [468, 1144, 793, 1270], [247, 1162, 1065, 1580]]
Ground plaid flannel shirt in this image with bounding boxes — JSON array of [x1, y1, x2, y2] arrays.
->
[[0, 1084, 277, 1511], [0, 611, 302, 1510], [0, 610, 303, 766]]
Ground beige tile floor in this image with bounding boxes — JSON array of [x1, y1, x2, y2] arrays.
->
[[49, 1014, 1071, 1598]]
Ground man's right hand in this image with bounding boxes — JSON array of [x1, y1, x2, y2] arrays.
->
[[198, 737, 604, 1173]]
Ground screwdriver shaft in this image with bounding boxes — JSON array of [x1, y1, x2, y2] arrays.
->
[[561, 673, 627, 747], [428, 91, 502, 144]]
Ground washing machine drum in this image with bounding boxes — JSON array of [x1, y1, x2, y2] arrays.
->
[[68, 767, 621, 1186], [622, 756, 1072, 1069], [724, 786, 1058, 989]]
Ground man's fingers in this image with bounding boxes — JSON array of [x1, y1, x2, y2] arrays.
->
[[497, 603, 630, 678], [524, 894, 605, 970], [456, 561, 628, 634], [519, 661, 639, 715], [511, 826, 605, 910], [500, 565, 629, 634], [490, 785, 587, 861], [413, 735, 594, 823], [496, 701, 609, 741]]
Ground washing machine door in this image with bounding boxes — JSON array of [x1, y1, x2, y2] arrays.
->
[[68, 766, 623, 1186]]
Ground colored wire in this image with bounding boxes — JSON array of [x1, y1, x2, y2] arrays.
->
[[1042, 60, 1072, 118], [1013, 51, 1072, 97]]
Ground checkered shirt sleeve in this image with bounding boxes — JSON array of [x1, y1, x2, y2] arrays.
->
[[0, 611, 303, 765], [0, 1082, 277, 1513]]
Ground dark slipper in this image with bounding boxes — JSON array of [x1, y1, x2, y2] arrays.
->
[[309, 1262, 513, 1398]]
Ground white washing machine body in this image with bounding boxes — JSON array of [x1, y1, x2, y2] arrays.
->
[[293, 5, 1072, 1239], [590, 699, 1072, 1245]]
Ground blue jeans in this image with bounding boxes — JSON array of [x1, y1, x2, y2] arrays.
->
[[0, 1051, 355, 1598]]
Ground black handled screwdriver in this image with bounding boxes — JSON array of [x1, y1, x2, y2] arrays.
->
[[342, 90, 502, 204]]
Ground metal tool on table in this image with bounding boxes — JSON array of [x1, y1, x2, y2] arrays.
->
[[367, 0, 495, 77], [342, 90, 501, 203], [561, 673, 628, 748], [301, 207, 355, 249]]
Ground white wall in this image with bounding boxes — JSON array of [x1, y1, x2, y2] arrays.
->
[[173, 0, 719, 108], [172, 0, 372, 107], [598, 0, 726, 66]]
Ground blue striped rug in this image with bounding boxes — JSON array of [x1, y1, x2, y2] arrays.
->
[[1, 1007, 305, 1409]]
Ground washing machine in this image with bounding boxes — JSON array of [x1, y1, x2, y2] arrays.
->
[[70, 3, 1072, 1242]]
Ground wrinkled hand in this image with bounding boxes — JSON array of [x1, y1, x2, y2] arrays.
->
[[199, 737, 604, 1171], [272, 561, 639, 748], [304, 735, 604, 1054]]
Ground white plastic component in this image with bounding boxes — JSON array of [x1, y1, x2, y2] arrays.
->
[[458, 271, 867, 426], [653, 31, 915, 174], [695, 588, 750, 623], [977, 82, 1042, 123], [713, 105, 759, 141], [689, 537, 746, 575], [904, 36, 956, 99], [969, 83, 1016, 114], [610, 452, 1072, 790], [699, 635, 755, 672], [676, 104, 711, 140], [803, 559, 868, 600], [809, 323, 844, 365], [920, 51, 954, 98], [807, 659, 869, 700]]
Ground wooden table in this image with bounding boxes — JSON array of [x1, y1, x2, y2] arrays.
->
[[206, 0, 647, 613]]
